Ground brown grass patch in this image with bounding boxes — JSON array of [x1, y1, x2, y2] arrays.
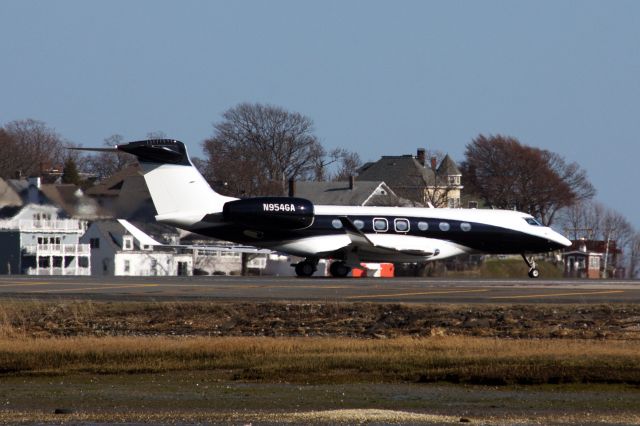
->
[[1, 335, 639, 385], [1, 300, 639, 340]]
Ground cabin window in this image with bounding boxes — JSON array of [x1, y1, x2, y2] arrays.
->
[[373, 218, 388, 232], [418, 221, 429, 231], [331, 219, 343, 229], [524, 218, 542, 226], [353, 219, 365, 230], [439, 222, 450, 232], [394, 219, 410, 233], [460, 222, 472, 232]]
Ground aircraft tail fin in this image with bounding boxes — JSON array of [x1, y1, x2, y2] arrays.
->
[[116, 139, 235, 225]]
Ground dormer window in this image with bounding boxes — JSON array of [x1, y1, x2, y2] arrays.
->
[[123, 235, 134, 250]]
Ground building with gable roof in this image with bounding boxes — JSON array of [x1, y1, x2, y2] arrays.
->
[[357, 148, 463, 208], [288, 178, 410, 206], [0, 177, 92, 275], [80, 219, 193, 276]]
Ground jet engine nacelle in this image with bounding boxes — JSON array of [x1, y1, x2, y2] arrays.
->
[[222, 197, 315, 231]]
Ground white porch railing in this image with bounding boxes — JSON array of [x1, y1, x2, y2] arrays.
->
[[23, 244, 91, 256], [0, 219, 86, 233]]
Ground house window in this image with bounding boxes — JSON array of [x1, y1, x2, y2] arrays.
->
[[124, 259, 130, 273], [589, 257, 600, 269], [90, 238, 100, 249], [373, 218, 388, 232], [123, 236, 133, 250], [394, 219, 410, 233]]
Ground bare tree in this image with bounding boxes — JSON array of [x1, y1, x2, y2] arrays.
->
[[559, 200, 634, 276], [146, 131, 167, 139], [331, 149, 362, 181], [0, 128, 20, 178], [84, 134, 136, 181], [1, 119, 65, 178], [202, 103, 325, 196], [461, 134, 595, 225], [628, 233, 640, 278]]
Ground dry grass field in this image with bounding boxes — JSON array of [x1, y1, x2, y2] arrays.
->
[[1, 335, 640, 385], [1, 299, 640, 424]]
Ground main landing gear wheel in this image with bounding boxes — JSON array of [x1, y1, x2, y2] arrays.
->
[[522, 254, 540, 279], [294, 260, 317, 277], [329, 261, 351, 278]]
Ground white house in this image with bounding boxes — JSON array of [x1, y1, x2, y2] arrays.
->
[[0, 178, 91, 275], [80, 219, 193, 276]]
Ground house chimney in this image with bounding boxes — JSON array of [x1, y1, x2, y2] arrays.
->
[[288, 177, 295, 197], [349, 175, 355, 190], [416, 148, 426, 166], [430, 157, 437, 171], [28, 176, 41, 189], [27, 177, 41, 204]]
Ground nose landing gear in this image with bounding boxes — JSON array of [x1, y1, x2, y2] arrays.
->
[[522, 254, 540, 278]]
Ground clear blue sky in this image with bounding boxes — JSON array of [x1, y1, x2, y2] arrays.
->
[[1, 1, 639, 228]]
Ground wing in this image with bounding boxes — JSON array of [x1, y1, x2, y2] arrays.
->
[[338, 216, 434, 258]]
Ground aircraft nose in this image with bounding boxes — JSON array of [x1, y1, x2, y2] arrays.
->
[[551, 232, 572, 248]]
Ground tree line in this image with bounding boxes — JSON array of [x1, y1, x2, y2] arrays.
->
[[1, 103, 639, 277]]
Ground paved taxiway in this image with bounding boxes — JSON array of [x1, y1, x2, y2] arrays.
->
[[0, 275, 639, 303]]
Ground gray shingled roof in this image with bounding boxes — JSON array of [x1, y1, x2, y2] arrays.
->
[[39, 184, 109, 220], [92, 220, 129, 251], [292, 180, 397, 206], [357, 155, 438, 188], [437, 154, 462, 176], [85, 164, 141, 197], [85, 165, 156, 220]]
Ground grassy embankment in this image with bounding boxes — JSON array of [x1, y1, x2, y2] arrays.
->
[[445, 258, 564, 278]]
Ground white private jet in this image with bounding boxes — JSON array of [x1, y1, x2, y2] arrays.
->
[[80, 139, 571, 278]]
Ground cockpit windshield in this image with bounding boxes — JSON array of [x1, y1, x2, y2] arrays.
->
[[524, 217, 542, 226]]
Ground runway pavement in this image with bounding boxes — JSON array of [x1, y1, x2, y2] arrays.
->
[[0, 275, 639, 303]]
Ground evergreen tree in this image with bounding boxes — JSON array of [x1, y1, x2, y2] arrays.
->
[[61, 157, 81, 185]]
